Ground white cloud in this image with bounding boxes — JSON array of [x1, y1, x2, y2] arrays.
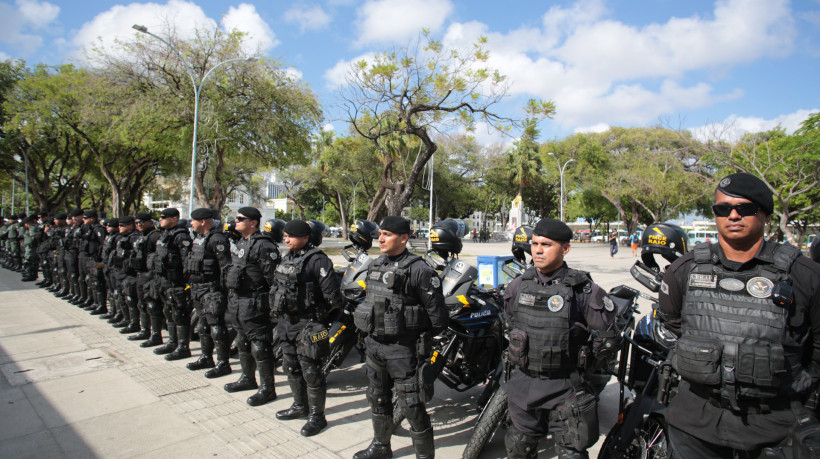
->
[[0, 0, 59, 54], [440, 0, 796, 131], [690, 109, 819, 143], [284, 5, 332, 32], [323, 52, 375, 89], [71, 1, 277, 63], [574, 123, 610, 134], [283, 67, 303, 81], [16, 0, 58, 29], [0, 50, 10, 60], [355, 0, 453, 46], [222, 3, 278, 54], [322, 123, 335, 132]]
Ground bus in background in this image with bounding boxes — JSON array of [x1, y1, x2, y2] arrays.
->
[[688, 230, 719, 244]]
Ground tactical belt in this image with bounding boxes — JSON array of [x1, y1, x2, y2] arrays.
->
[[519, 367, 575, 380], [371, 335, 417, 346], [691, 384, 797, 414]]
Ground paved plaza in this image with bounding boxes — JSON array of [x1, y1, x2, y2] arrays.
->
[[0, 241, 651, 458]]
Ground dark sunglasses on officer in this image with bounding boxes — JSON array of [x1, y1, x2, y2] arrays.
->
[[712, 202, 760, 218]]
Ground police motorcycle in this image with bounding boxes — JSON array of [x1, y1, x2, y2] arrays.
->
[[392, 219, 507, 432], [322, 219, 379, 377], [597, 223, 689, 459]]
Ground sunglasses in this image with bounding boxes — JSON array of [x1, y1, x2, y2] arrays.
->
[[712, 203, 760, 218], [235, 216, 249, 222]]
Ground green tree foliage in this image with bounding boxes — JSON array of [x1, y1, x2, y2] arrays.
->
[[340, 31, 555, 217]]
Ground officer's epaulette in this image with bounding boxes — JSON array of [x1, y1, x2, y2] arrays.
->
[[563, 269, 591, 288]]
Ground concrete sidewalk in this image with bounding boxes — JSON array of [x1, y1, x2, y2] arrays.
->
[[0, 244, 648, 458]]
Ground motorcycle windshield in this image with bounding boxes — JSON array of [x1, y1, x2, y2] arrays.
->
[[441, 258, 478, 298]]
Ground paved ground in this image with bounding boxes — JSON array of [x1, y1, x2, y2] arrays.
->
[[0, 241, 652, 458]]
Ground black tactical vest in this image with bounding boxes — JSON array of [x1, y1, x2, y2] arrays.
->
[[364, 254, 427, 339], [131, 228, 157, 273], [272, 247, 322, 317], [186, 229, 223, 284], [154, 227, 188, 283], [511, 267, 591, 373], [677, 242, 803, 404], [115, 231, 140, 275], [225, 232, 273, 295]]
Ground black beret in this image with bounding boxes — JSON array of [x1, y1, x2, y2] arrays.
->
[[283, 220, 311, 237], [16, 212, 27, 219], [118, 216, 135, 225], [190, 208, 214, 219], [21, 215, 35, 224], [533, 218, 573, 242], [53, 213, 67, 220], [37, 210, 48, 217], [160, 207, 180, 218], [69, 208, 84, 217], [84, 210, 97, 218], [379, 216, 411, 234], [106, 218, 119, 228], [134, 212, 152, 221], [237, 206, 262, 221], [716, 172, 774, 215]]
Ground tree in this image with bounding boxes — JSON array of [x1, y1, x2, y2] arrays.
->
[[97, 25, 322, 215], [339, 31, 554, 218]]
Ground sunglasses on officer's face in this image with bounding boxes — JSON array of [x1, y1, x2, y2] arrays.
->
[[235, 216, 249, 222], [712, 203, 760, 217]]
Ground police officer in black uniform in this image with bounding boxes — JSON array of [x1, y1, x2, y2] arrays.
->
[[64, 208, 84, 304], [151, 208, 193, 360], [272, 220, 345, 437], [353, 216, 447, 459], [223, 207, 280, 406], [51, 213, 70, 295], [92, 217, 119, 317], [659, 172, 820, 457], [185, 208, 233, 378], [128, 212, 163, 345], [503, 218, 616, 459], [79, 210, 107, 310], [113, 216, 141, 330]]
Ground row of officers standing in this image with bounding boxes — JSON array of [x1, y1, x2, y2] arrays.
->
[[1, 206, 449, 458]]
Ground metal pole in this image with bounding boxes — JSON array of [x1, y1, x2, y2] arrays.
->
[[132, 25, 254, 217], [11, 178, 15, 214], [428, 154, 434, 249], [548, 153, 574, 222], [24, 150, 29, 215]]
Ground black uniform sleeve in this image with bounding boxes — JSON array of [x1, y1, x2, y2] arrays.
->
[[503, 275, 524, 316], [411, 260, 448, 334], [578, 281, 617, 354], [790, 257, 820, 368], [658, 253, 693, 337], [209, 232, 233, 275], [255, 238, 280, 288], [312, 254, 345, 313], [173, 230, 193, 260]]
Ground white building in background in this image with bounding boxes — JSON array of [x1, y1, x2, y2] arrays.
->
[[142, 171, 295, 221]]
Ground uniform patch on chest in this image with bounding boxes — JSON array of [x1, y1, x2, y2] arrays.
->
[[519, 293, 536, 306], [688, 273, 717, 289], [547, 295, 564, 312], [718, 278, 744, 292], [746, 277, 774, 298]]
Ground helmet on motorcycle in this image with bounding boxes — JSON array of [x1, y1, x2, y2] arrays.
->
[[511, 225, 534, 263], [348, 219, 379, 251], [263, 219, 286, 243], [640, 223, 689, 271], [307, 220, 328, 247], [430, 219, 464, 255], [223, 220, 241, 241]]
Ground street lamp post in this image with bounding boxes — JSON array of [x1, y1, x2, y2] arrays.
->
[[132, 24, 255, 217], [341, 175, 362, 223], [548, 153, 575, 222]]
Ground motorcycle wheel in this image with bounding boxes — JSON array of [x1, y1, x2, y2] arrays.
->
[[598, 412, 669, 459], [463, 386, 508, 459]]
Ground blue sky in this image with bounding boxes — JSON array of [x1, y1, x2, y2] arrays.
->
[[1, 0, 818, 144]]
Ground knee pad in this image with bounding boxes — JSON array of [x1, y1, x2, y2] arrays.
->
[[211, 324, 228, 341], [146, 300, 162, 315], [506, 426, 539, 459], [302, 363, 324, 388], [234, 334, 251, 352], [366, 381, 392, 415], [250, 340, 271, 361], [283, 353, 302, 377], [394, 377, 422, 408]]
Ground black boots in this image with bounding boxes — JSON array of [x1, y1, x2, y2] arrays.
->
[[141, 315, 163, 348], [165, 325, 191, 361], [410, 427, 435, 459], [300, 385, 327, 437], [187, 332, 214, 370], [353, 414, 394, 459], [153, 322, 177, 355], [556, 445, 588, 459], [276, 376, 308, 420], [224, 350, 258, 393], [246, 357, 276, 406], [505, 426, 539, 459], [204, 334, 231, 378]]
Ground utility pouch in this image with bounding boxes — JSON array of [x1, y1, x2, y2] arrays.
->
[[297, 321, 330, 360], [552, 391, 599, 451], [673, 335, 723, 385], [383, 305, 405, 336], [507, 329, 529, 368], [225, 267, 242, 290], [736, 343, 785, 388], [353, 302, 374, 333], [403, 304, 428, 330]]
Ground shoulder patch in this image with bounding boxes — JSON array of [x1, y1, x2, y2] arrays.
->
[[216, 244, 225, 252], [320, 267, 328, 277], [660, 280, 669, 295], [430, 277, 441, 289]]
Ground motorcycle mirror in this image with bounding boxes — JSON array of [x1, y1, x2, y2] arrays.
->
[[341, 245, 358, 263], [423, 251, 446, 271], [630, 261, 663, 293], [501, 258, 525, 279]]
